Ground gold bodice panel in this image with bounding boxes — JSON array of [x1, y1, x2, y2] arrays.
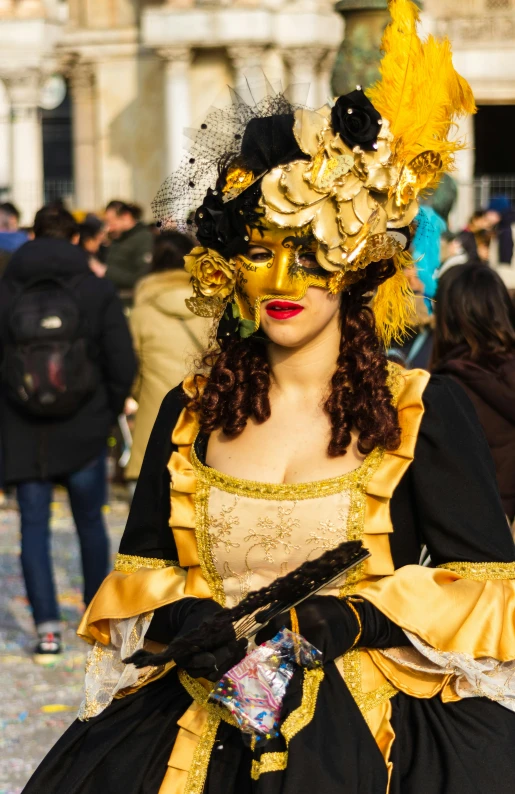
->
[[191, 441, 385, 608]]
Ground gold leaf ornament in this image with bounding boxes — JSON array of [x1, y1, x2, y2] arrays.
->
[[395, 151, 444, 207], [260, 107, 411, 277]]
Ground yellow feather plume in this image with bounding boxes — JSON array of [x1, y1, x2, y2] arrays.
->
[[372, 251, 417, 348], [368, 0, 475, 345], [367, 0, 476, 177]]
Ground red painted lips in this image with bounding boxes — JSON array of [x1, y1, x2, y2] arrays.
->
[[265, 300, 304, 320]]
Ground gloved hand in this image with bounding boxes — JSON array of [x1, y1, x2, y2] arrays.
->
[[148, 597, 247, 682], [255, 595, 361, 662]]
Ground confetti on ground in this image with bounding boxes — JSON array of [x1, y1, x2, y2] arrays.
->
[[40, 704, 75, 713], [0, 488, 128, 793]]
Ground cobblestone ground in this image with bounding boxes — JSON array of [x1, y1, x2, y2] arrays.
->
[[0, 489, 128, 794]]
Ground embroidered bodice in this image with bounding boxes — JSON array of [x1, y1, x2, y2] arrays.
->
[[191, 441, 383, 608]]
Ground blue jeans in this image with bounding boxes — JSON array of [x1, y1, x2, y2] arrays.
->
[[17, 453, 109, 630]]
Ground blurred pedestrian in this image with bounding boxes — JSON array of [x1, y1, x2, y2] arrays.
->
[[103, 200, 153, 292], [79, 217, 107, 278], [0, 202, 29, 276], [0, 201, 28, 251], [0, 204, 136, 662], [457, 209, 493, 265], [433, 264, 515, 521], [488, 196, 514, 266], [124, 231, 207, 483]]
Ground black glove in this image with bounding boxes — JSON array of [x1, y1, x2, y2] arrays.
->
[[255, 595, 409, 663], [255, 595, 359, 662], [148, 597, 247, 681]]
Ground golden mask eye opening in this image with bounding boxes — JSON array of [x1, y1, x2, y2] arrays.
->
[[232, 224, 333, 329]]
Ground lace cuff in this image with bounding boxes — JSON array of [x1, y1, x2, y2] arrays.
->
[[382, 631, 515, 712], [78, 613, 153, 720]]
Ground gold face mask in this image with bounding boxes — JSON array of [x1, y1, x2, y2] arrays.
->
[[233, 224, 331, 329]]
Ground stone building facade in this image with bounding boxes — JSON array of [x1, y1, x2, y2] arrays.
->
[[0, 0, 514, 226]]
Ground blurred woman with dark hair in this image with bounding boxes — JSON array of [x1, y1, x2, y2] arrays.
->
[[125, 231, 207, 483], [433, 264, 515, 520]]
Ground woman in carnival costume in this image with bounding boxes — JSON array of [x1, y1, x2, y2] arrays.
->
[[24, 2, 515, 792]]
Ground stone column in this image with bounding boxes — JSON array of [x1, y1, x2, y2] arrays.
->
[[331, 0, 389, 96], [316, 50, 335, 108], [158, 47, 191, 175], [228, 46, 268, 93], [5, 70, 43, 225], [282, 47, 327, 107], [69, 61, 98, 211], [449, 113, 475, 233], [0, 79, 10, 191]]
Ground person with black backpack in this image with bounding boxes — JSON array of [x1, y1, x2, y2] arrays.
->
[[0, 205, 136, 663]]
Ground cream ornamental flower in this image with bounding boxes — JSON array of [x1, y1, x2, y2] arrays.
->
[[184, 247, 236, 300], [260, 105, 420, 274]]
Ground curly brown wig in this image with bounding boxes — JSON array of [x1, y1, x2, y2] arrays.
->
[[189, 257, 402, 457]]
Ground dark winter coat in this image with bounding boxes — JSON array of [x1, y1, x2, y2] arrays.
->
[[435, 349, 515, 520], [0, 237, 136, 483], [105, 222, 154, 290]]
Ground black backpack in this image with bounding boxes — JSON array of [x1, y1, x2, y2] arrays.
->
[[2, 274, 99, 418]]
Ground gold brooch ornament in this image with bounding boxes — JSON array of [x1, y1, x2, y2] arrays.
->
[[222, 167, 256, 203], [184, 247, 236, 318]]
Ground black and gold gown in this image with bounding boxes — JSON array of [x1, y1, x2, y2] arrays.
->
[[24, 364, 515, 794]]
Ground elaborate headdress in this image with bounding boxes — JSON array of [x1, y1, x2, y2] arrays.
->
[[153, 0, 475, 346]]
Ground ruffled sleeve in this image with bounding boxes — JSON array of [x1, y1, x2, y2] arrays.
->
[[359, 376, 515, 703]]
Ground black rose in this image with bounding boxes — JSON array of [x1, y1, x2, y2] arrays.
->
[[195, 183, 261, 260], [331, 89, 382, 151], [195, 189, 227, 252]]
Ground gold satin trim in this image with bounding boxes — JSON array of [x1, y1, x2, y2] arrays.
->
[[77, 566, 188, 645], [183, 711, 220, 794], [168, 673, 237, 794], [185, 565, 214, 598], [171, 528, 200, 567], [280, 667, 325, 743], [368, 699, 396, 793], [437, 561, 515, 580], [360, 564, 515, 662], [251, 752, 288, 780], [368, 647, 451, 698], [168, 395, 212, 599], [191, 437, 384, 501], [178, 670, 238, 727], [114, 553, 179, 573], [364, 367, 430, 537], [195, 479, 227, 606], [160, 701, 211, 793], [341, 649, 397, 718]]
